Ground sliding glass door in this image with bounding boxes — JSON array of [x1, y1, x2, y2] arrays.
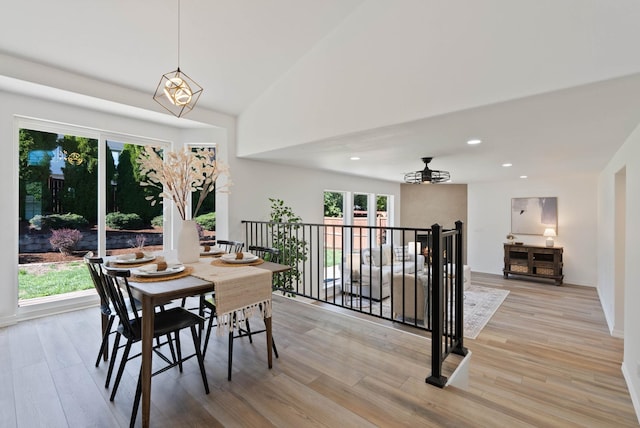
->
[[18, 129, 98, 300], [17, 122, 169, 303]]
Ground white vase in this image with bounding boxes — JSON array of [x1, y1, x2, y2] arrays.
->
[[177, 220, 200, 263]]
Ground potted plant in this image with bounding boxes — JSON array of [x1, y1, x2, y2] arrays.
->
[[268, 198, 308, 295], [137, 146, 230, 262]]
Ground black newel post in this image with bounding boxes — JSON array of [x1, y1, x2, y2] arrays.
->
[[453, 220, 468, 357], [427, 223, 446, 387]]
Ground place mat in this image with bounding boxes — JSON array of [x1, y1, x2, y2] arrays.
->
[[211, 258, 264, 267], [130, 266, 194, 282]]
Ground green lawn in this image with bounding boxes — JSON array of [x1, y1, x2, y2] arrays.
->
[[18, 262, 93, 300]]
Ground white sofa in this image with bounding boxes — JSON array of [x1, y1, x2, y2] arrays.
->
[[343, 244, 425, 300]]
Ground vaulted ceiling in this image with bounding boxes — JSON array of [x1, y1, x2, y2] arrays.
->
[[2, 0, 640, 183]]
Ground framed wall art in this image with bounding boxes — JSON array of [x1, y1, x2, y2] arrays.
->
[[511, 197, 557, 235]]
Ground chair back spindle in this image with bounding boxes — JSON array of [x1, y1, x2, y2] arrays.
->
[[248, 245, 280, 263], [216, 240, 245, 253], [103, 268, 141, 338]]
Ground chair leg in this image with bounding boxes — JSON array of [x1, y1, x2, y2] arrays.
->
[[95, 315, 115, 367], [175, 331, 183, 373], [272, 337, 279, 359], [110, 340, 133, 401], [244, 317, 253, 344], [130, 368, 142, 428], [166, 333, 177, 364], [202, 305, 216, 359], [190, 325, 209, 394], [227, 330, 234, 381], [105, 333, 121, 388]]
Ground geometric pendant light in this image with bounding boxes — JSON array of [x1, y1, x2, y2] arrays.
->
[[153, 0, 203, 117]]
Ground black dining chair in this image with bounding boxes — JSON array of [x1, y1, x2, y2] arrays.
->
[[200, 245, 280, 380], [84, 253, 119, 367], [215, 240, 245, 253], [102, 267, 209, 427]]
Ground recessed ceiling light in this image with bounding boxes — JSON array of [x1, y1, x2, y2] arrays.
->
[[350, 156, 360, 161], [502, 163, 512, 167], [467, 139, 482, 145], [520, 175, 528, 179]]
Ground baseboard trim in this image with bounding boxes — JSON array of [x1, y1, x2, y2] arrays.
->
[[621, 361, 640, 425], [16, 290, 99, 322]]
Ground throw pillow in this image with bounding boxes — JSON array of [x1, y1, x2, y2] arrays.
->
[[370, 248, 384, 267], [368, 245, 392, 266], [394, 246, 411, 261], [361, 248, 371, 265]]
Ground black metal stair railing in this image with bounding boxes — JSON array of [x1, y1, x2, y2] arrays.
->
[[241, 219, 467, 387], [426, 221, 468, 387]]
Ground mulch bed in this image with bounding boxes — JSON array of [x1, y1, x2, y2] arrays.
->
[[19, 246, 164, 265], [18, 222, 215, 264]]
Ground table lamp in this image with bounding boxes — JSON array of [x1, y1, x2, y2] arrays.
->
[[543, 228, 556, 247]]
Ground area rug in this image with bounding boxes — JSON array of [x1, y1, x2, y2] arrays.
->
[[345, 284, 509, 339], [462, 285, 509, 339]]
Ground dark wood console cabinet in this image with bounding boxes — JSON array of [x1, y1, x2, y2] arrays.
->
[[503, 244, 564, 285]]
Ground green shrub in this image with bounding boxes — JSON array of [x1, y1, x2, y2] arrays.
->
[[105, 212, 144, 230], [151, 215, 163, 228], [194, 212, 216, 231], [29, 215, 44, 230], [30, 213, 88, 230]]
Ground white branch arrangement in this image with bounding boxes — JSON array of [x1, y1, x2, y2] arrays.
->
[[137, 146, 231, 221]]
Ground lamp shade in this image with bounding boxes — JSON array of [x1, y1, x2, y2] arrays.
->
[[543, 228, 556, 247]]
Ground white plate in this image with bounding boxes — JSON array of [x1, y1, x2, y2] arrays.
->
[[200, 248, 225, 256], [220, 253, 259, 264], [115, 255, 156, 264], [131, 265, 185, 277]]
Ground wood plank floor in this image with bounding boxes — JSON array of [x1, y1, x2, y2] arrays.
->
[[1, 273, 637, 427]]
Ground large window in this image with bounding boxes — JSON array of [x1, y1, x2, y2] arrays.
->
[[17, 122, 169, 303]]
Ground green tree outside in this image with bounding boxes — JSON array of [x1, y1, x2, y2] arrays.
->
[[18, 129, 57, 221], [324, 191, 343, 217], [59, 135, 99, 223], [116, 144, 162, 224]]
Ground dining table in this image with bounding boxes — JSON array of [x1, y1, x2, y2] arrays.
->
[[119, 256, 291, 428]]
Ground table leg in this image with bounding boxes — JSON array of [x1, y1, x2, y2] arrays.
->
[[265, 316, 272, 369], [141, 296, 155, 428]]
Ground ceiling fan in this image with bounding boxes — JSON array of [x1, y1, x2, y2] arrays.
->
[[404, 157, 451, 184]]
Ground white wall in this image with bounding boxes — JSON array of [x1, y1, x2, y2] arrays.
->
[[224, 158, 401, 241], [467, 175, 598, 286], [598, 123, 640, 417]]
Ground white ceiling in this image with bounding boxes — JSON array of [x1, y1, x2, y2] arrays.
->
[[2, 0, 640, 184]]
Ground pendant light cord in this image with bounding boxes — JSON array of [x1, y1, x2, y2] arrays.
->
[[177, 0, 181, 70]]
